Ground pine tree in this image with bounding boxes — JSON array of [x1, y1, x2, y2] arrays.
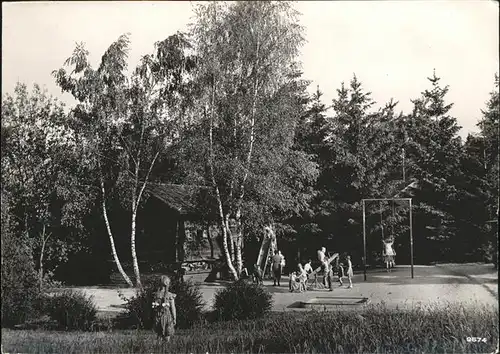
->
[[404, 70, 465, 262], [320, 75, 404, 258], [291, 86, 330, 258], [478, 73, 499, 219], [475, 74, 499, 266]]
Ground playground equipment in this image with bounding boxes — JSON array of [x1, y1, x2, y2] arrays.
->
[[256, 226, 278, 277], [362, 197, 414, 280], [307, 252, 339, 289], [379, 201, 397, 271]]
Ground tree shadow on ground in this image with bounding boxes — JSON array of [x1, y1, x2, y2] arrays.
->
[[297, 267, 499, 286], [434, 263, 497, 276]]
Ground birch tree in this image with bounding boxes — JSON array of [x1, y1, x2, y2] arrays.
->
[[53, 33, 195, 287], [190, 1, 308, 278]]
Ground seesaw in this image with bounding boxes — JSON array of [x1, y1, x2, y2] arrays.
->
[[307, 253, 339, 290]]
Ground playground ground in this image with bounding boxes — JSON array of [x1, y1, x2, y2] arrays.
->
[[72, 263, 498, 316]]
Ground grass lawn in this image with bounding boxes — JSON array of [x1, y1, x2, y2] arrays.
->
[[2, 303, 498, 353]]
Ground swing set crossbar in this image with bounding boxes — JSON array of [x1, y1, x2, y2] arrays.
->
[[362, 198, 412, 202]]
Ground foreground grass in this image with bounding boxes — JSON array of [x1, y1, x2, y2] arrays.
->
[[2, 303, 498, 353]]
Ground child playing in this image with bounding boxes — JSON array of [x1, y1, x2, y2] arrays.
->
[[297, 264, 308, 292], [382, 237, 396, 272], [279, 251, 286, 274], [303, 259, 313, 278], [336, 259, 344, 286], [327, 263, 335, 291], [346, 255, 354, 289], [253, 264, 263, 285], [289, 272, 300, 292]]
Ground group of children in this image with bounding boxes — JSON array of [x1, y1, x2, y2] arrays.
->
[[289, 255, 354, 292], [289, 263, 309, 292], [151, 252, 356, 342]]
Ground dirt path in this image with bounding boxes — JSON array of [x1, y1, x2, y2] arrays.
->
[[72, 263, 498, 314]]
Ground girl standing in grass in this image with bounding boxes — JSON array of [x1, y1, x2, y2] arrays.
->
[[346, 255, 354, 289], [152, 275, 177, 342]]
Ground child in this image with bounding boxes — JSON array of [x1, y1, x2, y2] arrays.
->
[[253, 264, 263, 285], [337, 259, 344, 286], [152, 275, 177, 342], [346, 255, 354, 289], [289, 272, 300, 292], [297, 264, 308, 292], [317, 247, 328, 286], [383, 237, 396, 272], [279, 251, 286, 274], [303, 259, 313, 277], [327, 263, 335, 291]]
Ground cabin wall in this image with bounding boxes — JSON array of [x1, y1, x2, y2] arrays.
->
[[139, 197, 177, 265], [181, 221, 222, 261], [140, 197, 223, 267]]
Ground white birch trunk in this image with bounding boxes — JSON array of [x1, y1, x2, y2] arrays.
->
[[130, 150, 159, 288], [38, 224, 50, 290], [100, 173, 133, 287], [208, 103, 238, 279], [224, 214, 236, 263], [234, 214, 243, 275], [130, 206, 141, 288], [232, 36, 261, 276]]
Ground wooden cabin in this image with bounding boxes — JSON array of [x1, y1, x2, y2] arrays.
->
[[139, 183, 221, 267]]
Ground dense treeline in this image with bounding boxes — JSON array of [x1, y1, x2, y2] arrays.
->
[[1, 1, 498, 290]]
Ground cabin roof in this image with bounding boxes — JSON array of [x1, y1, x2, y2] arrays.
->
[[146, 183, 212, 216]]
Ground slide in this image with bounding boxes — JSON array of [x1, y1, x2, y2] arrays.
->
[[256, 227, 277, 275]]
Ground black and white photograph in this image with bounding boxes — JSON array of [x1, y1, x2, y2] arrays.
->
[[1, 1, 498, 353]]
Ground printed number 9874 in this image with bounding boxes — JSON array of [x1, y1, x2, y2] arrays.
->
[[467, 337, 487, 343]]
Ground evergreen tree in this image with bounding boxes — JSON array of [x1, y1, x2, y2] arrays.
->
[[291, 86, 329, 260], [474, 74, 499, 266], [478, 73, 499, 222], [460, 134, 492, 262], [320, 75, 404, 259], [404, 70, 465, 262]]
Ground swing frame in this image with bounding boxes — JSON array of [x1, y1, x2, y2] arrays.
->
[[361, 198, 414, 280]]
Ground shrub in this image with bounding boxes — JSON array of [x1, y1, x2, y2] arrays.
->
[[122, 276, 205, 330], [1, 304, 498, 353], [44, 290, 97, 331], [213, 279, 273, 321], [1, 194, 41, 327]]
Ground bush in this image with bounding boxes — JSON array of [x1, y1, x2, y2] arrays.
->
[[1, 304, 498, 353], [122, 276, 205, 330], [1, 194, 41, 327], [213, 279, 273, 321], [44, 290, 97, 331]]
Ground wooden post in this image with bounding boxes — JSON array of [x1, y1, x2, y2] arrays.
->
[[362, 200, 367, 281], [177, 218, 186, 263], [206, 222, 214, 259], [409, 199, 414, 279]]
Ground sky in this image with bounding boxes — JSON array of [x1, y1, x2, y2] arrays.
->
[[2, 1, 499, 138]]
